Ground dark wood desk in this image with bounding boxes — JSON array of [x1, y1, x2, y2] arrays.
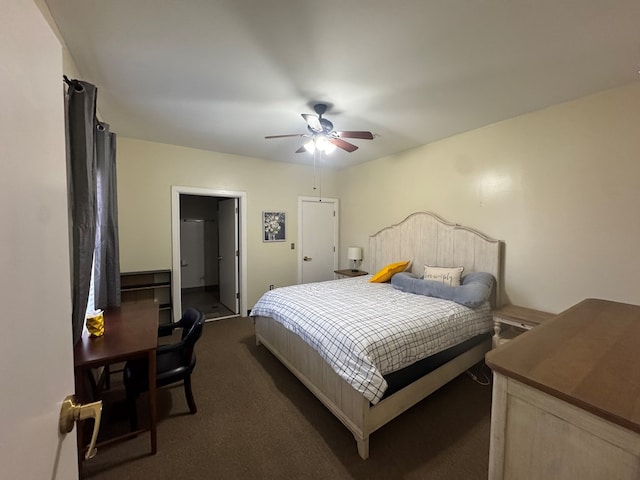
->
[[74, 301, 159, 465]]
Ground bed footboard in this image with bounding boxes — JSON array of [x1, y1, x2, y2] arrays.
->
[[254, 315, 491, 459], [254, 315, 372, 456]]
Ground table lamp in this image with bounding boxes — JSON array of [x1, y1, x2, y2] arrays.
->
[[347, 246, 363, 272]]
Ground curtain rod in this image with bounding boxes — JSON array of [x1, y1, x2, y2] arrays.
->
[[63, 75, 84, 92]]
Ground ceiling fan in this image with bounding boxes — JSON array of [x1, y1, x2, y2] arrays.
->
[[265, 103, 374, 154]]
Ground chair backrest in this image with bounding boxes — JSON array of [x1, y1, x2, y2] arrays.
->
[[180, 307, 205, 342], [179, 307, 205, 363]]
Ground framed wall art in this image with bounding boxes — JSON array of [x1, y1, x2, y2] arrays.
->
[[263, 211, 286, 242]]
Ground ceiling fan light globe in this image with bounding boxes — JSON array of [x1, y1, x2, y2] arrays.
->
[[324, 142, 336, 154], [315, 136, 329, 150], [303, 140, 316, 153], [315, 136, 335, 154]]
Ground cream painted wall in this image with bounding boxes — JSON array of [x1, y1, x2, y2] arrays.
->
[[35, 0, 83, 80], [338, 82, 640, 314], [116, 137, 338, 307]]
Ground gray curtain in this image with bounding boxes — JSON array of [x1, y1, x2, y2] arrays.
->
[[94, 121, 121, 309], [65, 78, 120, 344], [66, 79, 97, 345]]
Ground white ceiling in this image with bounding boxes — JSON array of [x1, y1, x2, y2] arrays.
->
[[45, 0, 640, 169]]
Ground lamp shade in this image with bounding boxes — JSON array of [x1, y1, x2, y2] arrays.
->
[[347, 246, 363, 261]]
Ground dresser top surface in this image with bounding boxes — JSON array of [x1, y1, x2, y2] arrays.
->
[[486, 298, 640, 433]]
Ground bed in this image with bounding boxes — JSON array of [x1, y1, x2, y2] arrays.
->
[[251, 211, 504, 459]]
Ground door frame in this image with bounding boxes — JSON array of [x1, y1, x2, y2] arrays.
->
[[171, 186, 247, 322], [297, 196, 339, 283]]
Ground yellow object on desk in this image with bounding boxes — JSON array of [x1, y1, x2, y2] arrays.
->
[[86, 310, 104, 337]]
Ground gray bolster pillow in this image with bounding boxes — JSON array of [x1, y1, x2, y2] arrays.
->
[[391, 271, 494, 308]]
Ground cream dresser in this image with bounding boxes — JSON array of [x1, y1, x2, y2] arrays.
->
[[485, 299, 640, 480]]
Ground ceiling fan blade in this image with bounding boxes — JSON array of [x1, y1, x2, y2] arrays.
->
[[302, 113, 322, 132], [329, 137, 358, 153], [337, 131, 374, 140], [295, 145, 307, 153], [265, 134, 304, 139]]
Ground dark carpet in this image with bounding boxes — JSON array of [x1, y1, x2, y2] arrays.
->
[[83, 317, 493, 479], [181, 287, 236, 320]]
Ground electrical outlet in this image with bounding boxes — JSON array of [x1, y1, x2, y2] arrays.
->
[[290, 243, 295, 250]]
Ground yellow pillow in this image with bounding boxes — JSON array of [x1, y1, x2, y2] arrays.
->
[[369, 261, 410, 283]]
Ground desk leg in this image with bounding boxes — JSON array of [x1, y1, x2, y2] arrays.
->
[[148, 348, 157, 454]]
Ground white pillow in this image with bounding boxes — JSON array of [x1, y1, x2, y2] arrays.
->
[[423, 265, 464, 286]]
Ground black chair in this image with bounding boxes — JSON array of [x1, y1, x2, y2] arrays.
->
[[123, 307, 205, 430]]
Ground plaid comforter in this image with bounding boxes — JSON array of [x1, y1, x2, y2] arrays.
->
[[250, 275, 492, 404]]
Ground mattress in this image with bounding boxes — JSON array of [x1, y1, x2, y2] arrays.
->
[[250, 275, 493, 404]]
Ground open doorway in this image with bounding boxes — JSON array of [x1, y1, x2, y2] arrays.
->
[[180, 195, 235, 319], [171, 186, 247, 322]]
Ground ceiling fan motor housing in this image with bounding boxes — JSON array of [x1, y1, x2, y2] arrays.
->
[[314, 103, 328, 116], [308, 117, 334, 135]]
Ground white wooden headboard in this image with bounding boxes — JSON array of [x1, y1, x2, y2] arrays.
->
[[369, 212, 504, 308]]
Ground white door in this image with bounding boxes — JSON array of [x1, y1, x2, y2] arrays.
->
[[298, 197, 339, 283], [180, 220, 206, 289], [1, 1, 78, 478], [218, 198, 239, 313]]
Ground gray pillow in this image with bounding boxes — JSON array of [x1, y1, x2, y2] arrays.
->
[[390, 271, 494, 308]]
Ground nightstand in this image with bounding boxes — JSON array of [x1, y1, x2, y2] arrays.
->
[[492, 304, 554, 348], [334, 269, 368, 279]]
